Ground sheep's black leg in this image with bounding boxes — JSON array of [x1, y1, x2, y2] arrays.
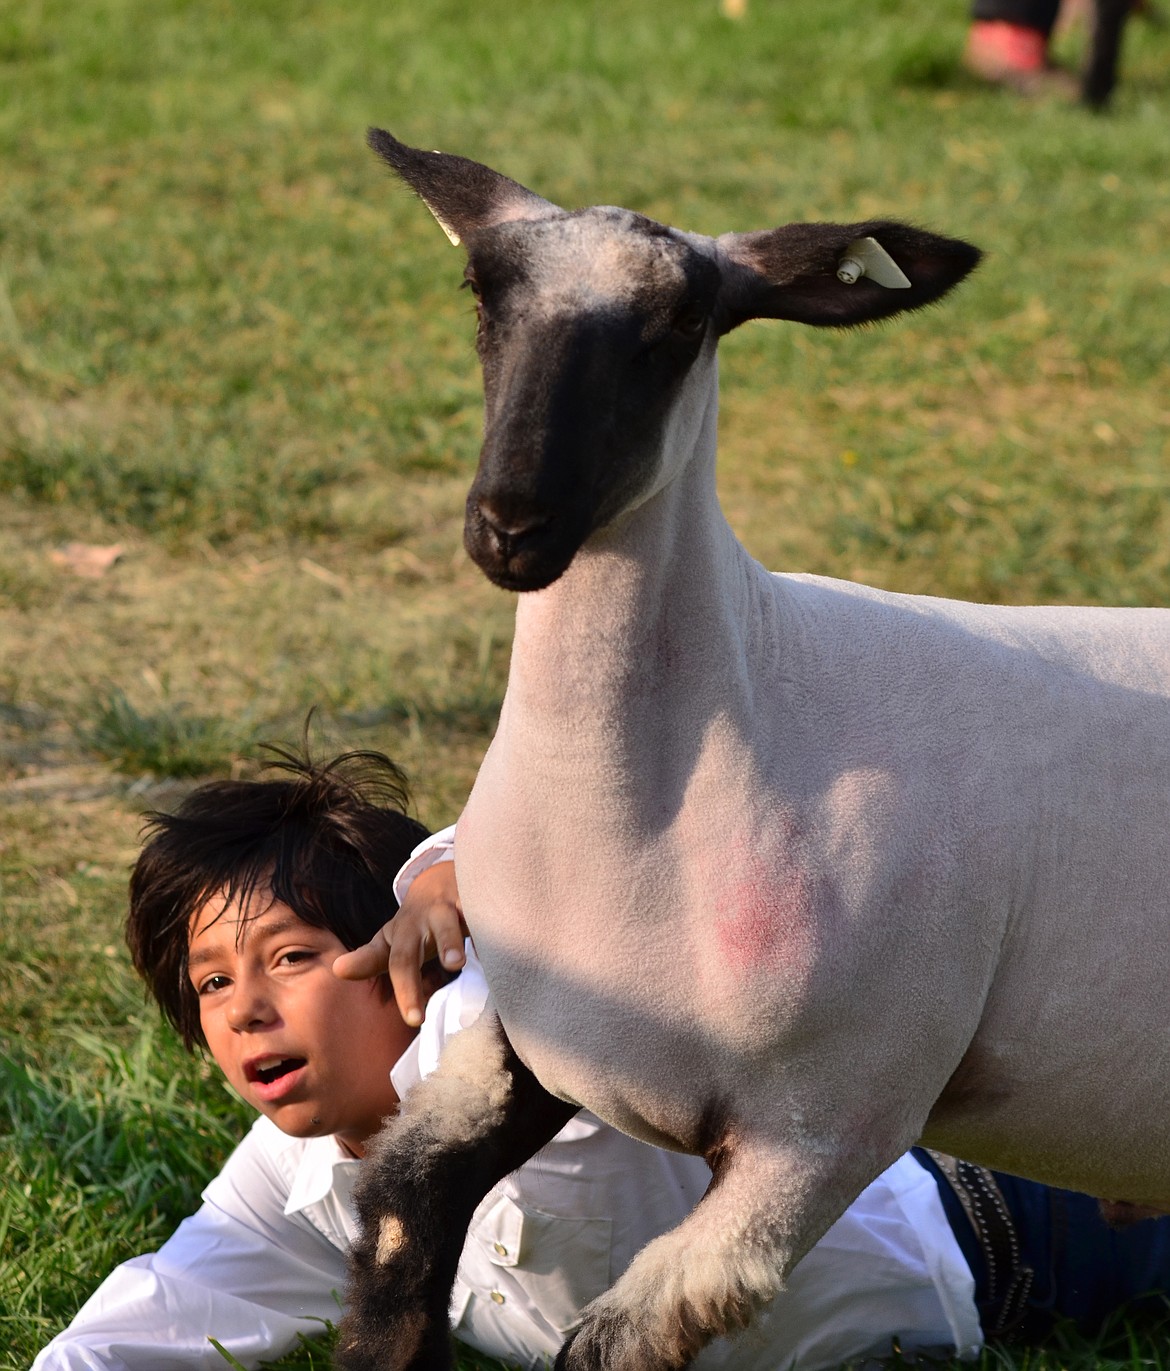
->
[[1083, 0, 1133, 107], [335, 1009, 579, 1371]]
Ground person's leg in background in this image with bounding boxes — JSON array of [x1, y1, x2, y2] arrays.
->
[[965, 0, 1070, 90]]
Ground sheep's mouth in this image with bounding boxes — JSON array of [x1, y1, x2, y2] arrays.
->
[[249, 1058, 306, 1085]]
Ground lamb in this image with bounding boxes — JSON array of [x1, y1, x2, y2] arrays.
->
[[337, 133, 1170, 1371]]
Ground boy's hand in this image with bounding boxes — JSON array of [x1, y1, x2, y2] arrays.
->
[[332, 861, 468, 1028]]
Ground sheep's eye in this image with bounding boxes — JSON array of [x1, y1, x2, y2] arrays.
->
[[671, 302, 707, 340]]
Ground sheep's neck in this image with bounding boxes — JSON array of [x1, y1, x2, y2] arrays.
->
[[502, 375, 779, 781]]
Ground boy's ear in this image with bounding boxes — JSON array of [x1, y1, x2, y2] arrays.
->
[[367, 129, 563, 247], [716, 220, 982, 332]]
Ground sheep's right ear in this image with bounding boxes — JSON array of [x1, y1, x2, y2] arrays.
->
[[716, 220, 982, 331], [368, 130, 563, 247]]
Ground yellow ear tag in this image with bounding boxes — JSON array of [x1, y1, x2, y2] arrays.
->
[[836, 237, 911, 289]]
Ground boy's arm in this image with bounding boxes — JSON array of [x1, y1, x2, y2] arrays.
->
[[333, 826, 468, 1028], [32, 1125, 352, 1371]]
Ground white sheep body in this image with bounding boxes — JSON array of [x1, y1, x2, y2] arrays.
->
[[338, 135, 1169, 1371], [458, 377, 1170, 1206]]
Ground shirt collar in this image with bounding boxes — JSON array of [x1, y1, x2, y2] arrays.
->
[[283, 1131, 361, 1216]]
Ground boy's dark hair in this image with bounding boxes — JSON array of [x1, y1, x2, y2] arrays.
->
[[127, 747, 431, 1050]]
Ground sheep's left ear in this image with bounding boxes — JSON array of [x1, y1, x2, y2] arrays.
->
[[715, 220, 982, 332]]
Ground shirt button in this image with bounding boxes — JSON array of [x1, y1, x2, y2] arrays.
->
[[493, 1242, 508, 1257], [490, 1290, 506, 1305]]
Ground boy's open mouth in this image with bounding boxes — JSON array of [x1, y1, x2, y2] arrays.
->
[[248, 1057, 307, 1085]]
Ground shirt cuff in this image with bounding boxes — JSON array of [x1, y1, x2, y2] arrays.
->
[[392, 823, 457, 906]]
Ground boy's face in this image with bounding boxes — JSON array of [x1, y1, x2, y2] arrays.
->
[[189, 888, 416, 1157]]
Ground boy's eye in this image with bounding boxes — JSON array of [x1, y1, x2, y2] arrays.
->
[[197, 973, 231, 995], [278, 949, 316, 967]]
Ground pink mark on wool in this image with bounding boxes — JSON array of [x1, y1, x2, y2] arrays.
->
[[713, 851, 820, 973]]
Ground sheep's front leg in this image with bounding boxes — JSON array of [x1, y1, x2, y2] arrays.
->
[[554, 1129, 894, 1371], [336, 1008, 579, 1371]]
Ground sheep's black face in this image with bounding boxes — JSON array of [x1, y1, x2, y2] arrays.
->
[[462, 209, 721, 593], [370, 130, 980, 593], [455, 198, 981, 594]]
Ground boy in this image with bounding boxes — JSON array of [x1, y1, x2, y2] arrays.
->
[[33, 748, 1169, 1369]]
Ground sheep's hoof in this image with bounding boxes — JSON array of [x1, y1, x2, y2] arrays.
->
[[554, 1312, 678, 1371]]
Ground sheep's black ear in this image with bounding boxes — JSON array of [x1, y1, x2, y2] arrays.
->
[[716, 220, 981, 332], [368, 130, 563, 247]]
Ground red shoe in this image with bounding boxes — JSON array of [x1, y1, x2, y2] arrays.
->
[[963, 20, 1078, 94]]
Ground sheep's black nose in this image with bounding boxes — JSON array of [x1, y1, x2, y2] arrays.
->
[[474, 503, 553, 562]]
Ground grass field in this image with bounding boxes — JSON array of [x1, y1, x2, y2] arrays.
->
[[2, 0, 1168, 1366]]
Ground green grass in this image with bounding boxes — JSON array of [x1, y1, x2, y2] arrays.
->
[[0, 1030, 250, 1350], [1, 0, 1168, 1365], [81, 687, 257, 777]]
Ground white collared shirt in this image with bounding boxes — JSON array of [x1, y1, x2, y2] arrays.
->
[[34, 829, 981, 1371]]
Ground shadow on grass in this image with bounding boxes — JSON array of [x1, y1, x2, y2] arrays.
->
[[343, 686, 505, 740], [78, 687, 259, 778]]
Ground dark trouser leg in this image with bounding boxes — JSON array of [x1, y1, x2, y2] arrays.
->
[[1082, 0, 1134, 106], [970, 0, 1062, 35]]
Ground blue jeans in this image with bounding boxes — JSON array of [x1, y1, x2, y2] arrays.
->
[[913, 1149, 1170, 1339]]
